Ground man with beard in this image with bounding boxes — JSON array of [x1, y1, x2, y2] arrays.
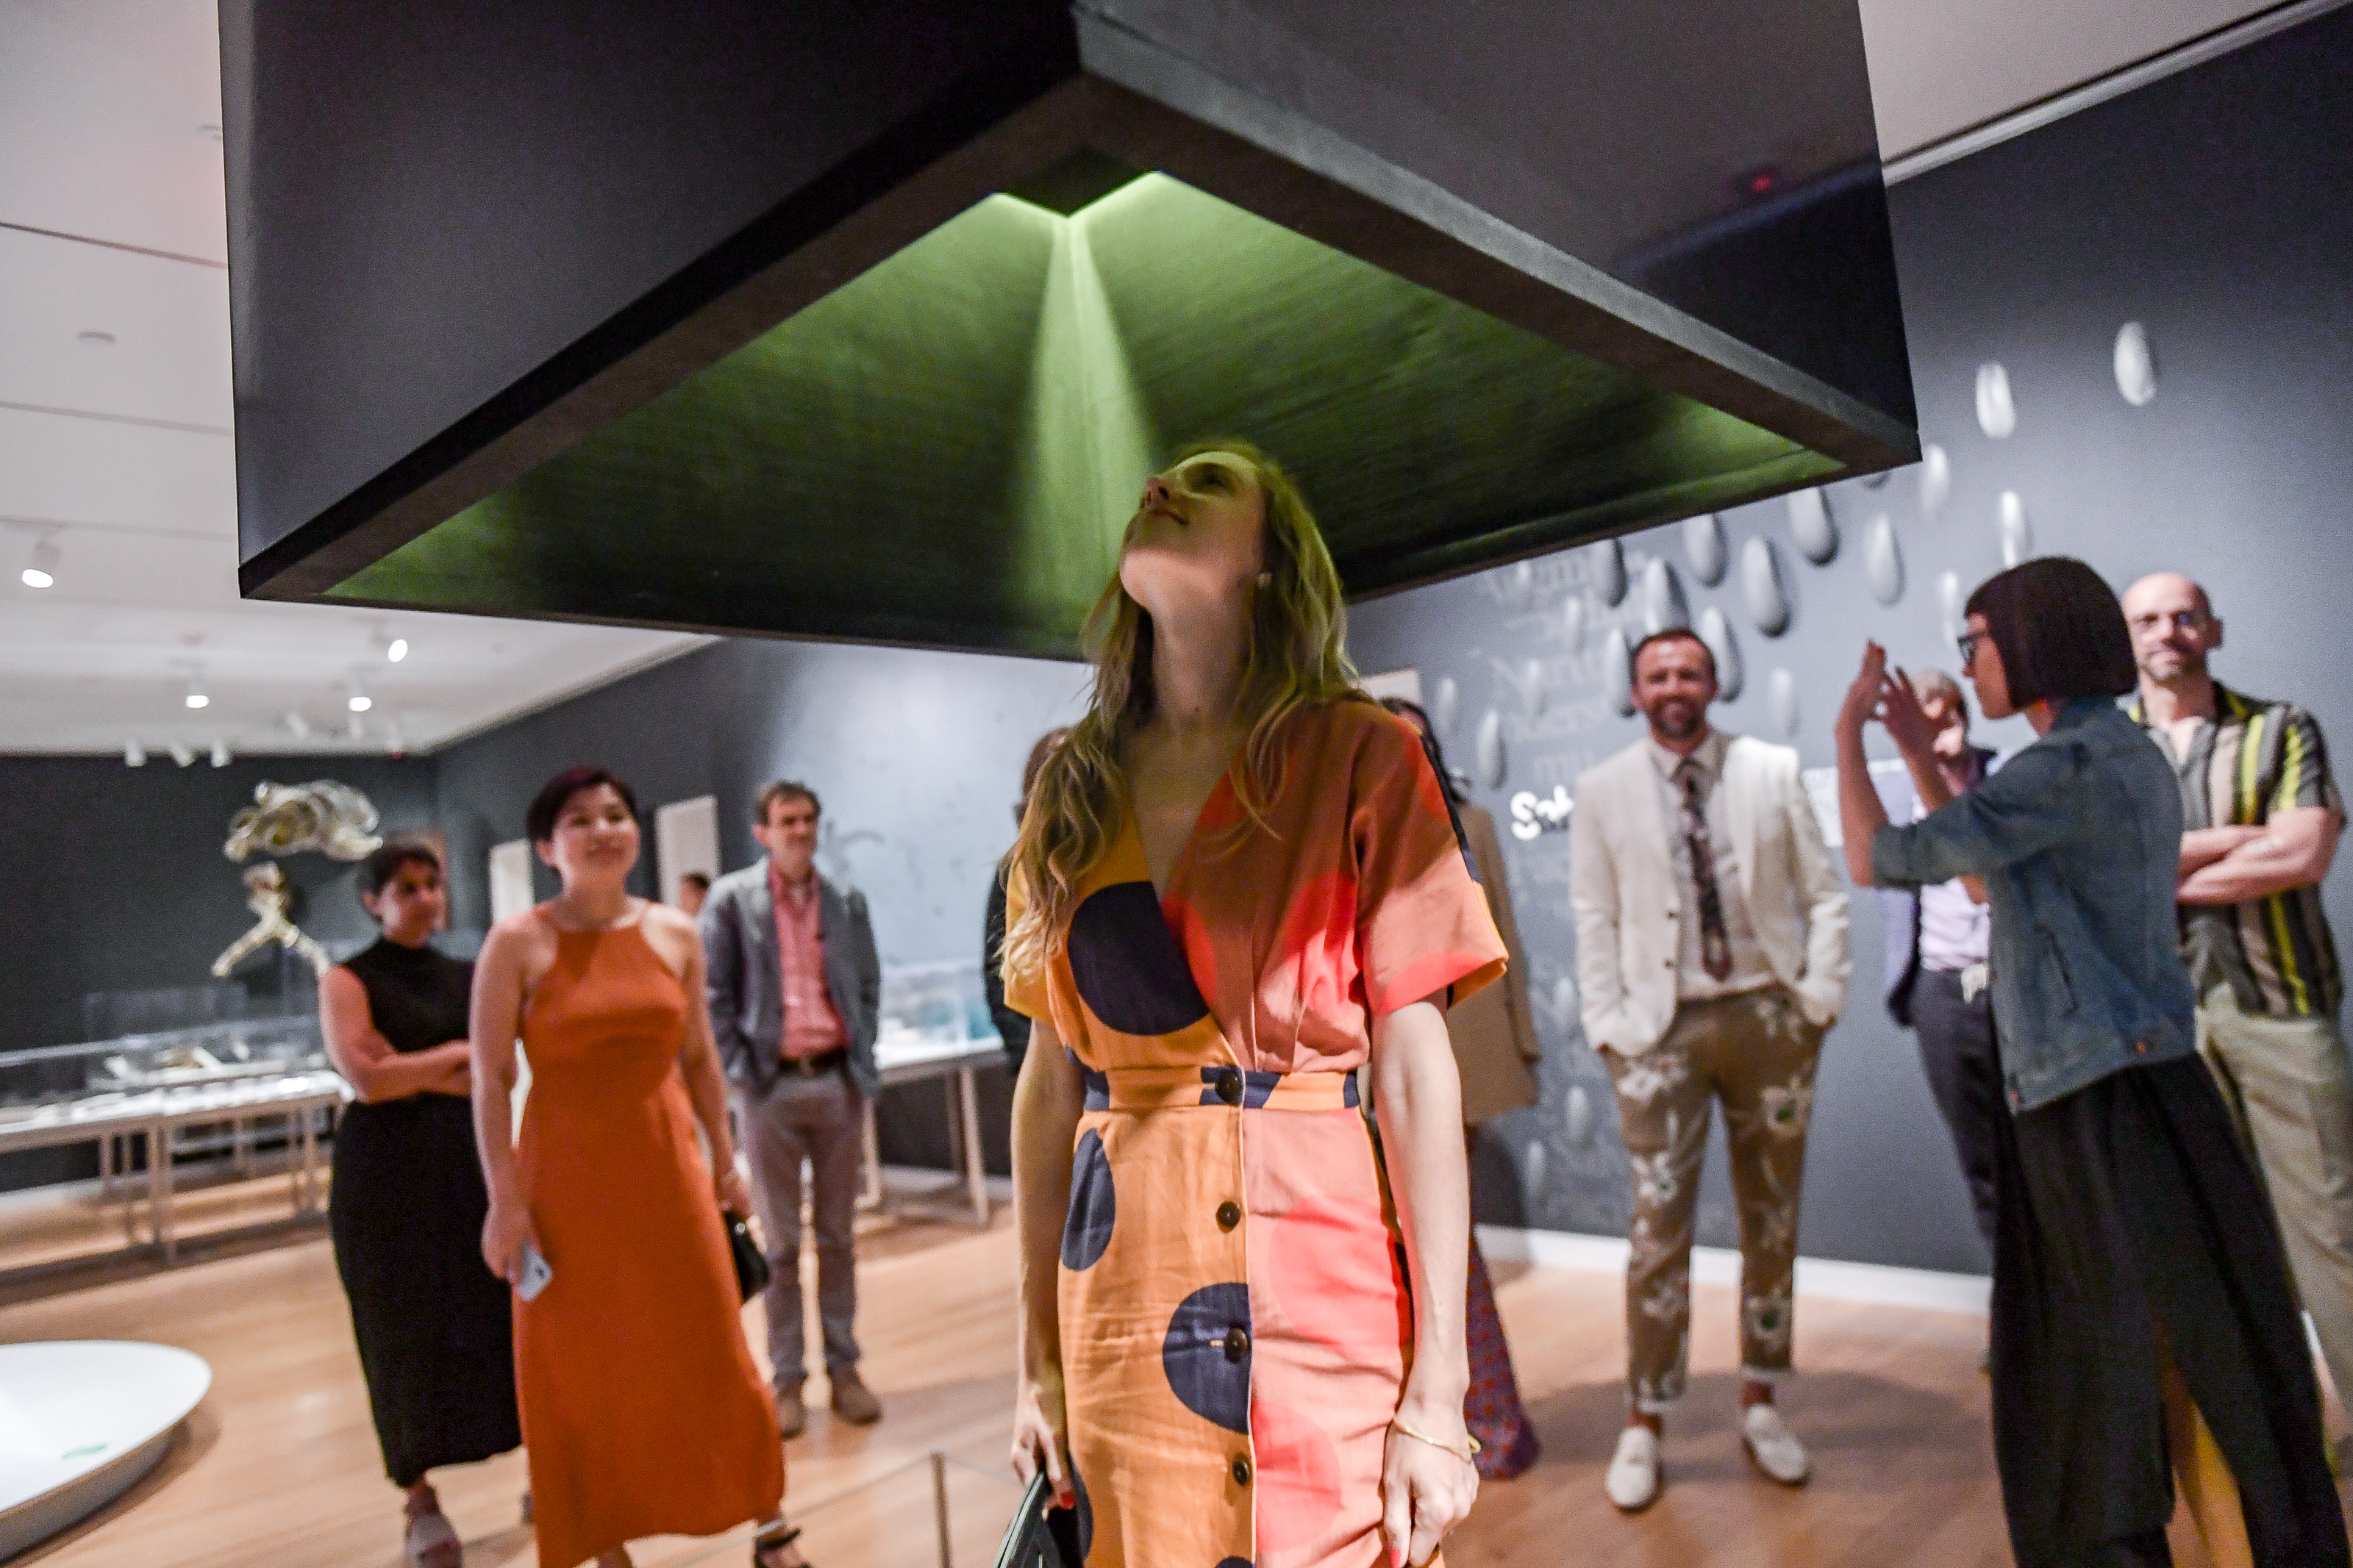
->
[[2124, 570, 2353, 1437], [1569, 628, 1850, 1511]]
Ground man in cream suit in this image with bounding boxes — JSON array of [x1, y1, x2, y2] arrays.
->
[[1569, 629, 1850, 1510]]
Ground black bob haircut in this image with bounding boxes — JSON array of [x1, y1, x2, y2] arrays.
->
[[358, 837, 443, 901], [526, 765, 641, 845], [1963, 556, 2138, 706], [1629, 627, 1717, 683], [1378, 697, 1469, 805]]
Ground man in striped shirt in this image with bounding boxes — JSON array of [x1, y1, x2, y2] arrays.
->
[[2126, 570, 2352, 1422]]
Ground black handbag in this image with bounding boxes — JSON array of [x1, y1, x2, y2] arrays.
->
[[993, 1472, 1082, 1568], [723, 1209, 771, 1303]]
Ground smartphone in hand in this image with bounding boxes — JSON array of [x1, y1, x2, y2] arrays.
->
[[517, 1239, 553, 1302]]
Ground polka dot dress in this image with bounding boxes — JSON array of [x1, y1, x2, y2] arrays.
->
[[1007, 702, 1507, 1568]]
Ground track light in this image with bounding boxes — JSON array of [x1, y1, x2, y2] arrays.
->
[[210, 739, 232, 767], [386, 637, 408, 663], [168, 742, 195, 767], [348, 712, 366, 741], [20, 537, 59, 590], [284, 710, 311, 739], [124, 740, 146, 767]]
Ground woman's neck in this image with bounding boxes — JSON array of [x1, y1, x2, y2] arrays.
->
[[550, 880, 634, 927], [2024, 698, 2060, 736], [1145, 594, 1250, 740], [381, 926, 434, 949]]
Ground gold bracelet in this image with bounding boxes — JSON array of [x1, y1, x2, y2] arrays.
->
[[1390, 1417, 1481, 1463]]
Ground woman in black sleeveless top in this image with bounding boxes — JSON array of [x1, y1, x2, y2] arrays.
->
[[322, 840, 521, 1567]]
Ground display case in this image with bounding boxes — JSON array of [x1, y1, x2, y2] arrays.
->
[[876, 960, 1000, 1067]]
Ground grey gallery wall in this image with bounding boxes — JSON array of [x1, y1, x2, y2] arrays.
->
[[1348, 10, 2353, 1275]]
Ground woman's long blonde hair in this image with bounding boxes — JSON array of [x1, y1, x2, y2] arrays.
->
[[1001, 439, 1360, 977]]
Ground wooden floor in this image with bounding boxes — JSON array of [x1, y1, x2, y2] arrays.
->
[[6, 1175, 2335, 1568]]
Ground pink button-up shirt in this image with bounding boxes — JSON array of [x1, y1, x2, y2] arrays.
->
[[769, 860, 848, 1060]]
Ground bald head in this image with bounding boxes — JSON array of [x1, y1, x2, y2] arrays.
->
[[2122, 572, 2222, 690]]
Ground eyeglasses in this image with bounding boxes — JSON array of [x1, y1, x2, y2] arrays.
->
[[2127, 610, 2209, 636], [1956, 631, 1984, 670]]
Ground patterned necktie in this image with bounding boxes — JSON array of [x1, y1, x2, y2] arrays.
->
[[1676, 757, 1734, 981]]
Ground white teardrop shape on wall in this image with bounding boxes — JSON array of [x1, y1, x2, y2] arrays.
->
[[1682, 513, 1728, 585], [1864, 514, 1904, 606], [1977, 361, 2017, 438], [1562, 595, 1586, 650], [1999, 490, 2033, 566], [1918, 443, 1951, 518], [1697, 606, 1743, 701], [1938, 570, 1965, 643], [1768, 667, 1800, 738], [1552, 973, 1579, 1024], [1518, 657, 1547, 720], [1474, 708, 1507, 788], [1788, 488, 1838, 564], [1604, 629, 1635, 716], [1505, 559, 1535, 609], [1521, 1140, 1549, 1208], [1740, 537, 1791, 637], [1640, 557, 1690, 634], [1592, 537, 1627, 606], [1565, 1083, 1594, 1148], [2114, 321, 2157, 407], [1430, 675, 1460, 737]]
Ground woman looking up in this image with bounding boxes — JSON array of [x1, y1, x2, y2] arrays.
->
[[1004, 441, 1507, 1568], [321, 840, 521, 1568], [470, 767, 798, 1568], [1835, 559, 2346, 1568]]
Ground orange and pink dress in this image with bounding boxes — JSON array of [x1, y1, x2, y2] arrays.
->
[[1007, 701, 1507, 1568]]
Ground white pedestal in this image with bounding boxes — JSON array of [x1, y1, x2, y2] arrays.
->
[[0, 1342, 211, 1557]]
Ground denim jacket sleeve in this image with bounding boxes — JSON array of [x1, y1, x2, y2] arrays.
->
[[1868, 735, 2090, 889]]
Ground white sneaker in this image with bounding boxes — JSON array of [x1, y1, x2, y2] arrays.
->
[[1741, 1403, 1810, 1485], [1605, 1425, 1662, 1511]]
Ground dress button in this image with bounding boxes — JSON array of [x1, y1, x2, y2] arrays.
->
[[2134, 1040, 2149, 1053], [1216, 1201, 1242, 1232], [1224, 1327, 1250, 1362], [1231, 1455, 1252, 1486], [1215, 1068, 1244, 1106]]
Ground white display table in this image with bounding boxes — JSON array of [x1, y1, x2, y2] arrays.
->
[[867, 1034, 1004, 1227], [0, 1342, 210, 1557]]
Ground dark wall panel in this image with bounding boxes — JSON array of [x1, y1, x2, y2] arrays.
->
[[1348, 12, 2353, 1274]]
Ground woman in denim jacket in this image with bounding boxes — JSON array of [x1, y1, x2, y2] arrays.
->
[[1835, 558, 2343, 1568]]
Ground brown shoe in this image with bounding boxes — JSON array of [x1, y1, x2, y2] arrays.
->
[[829, 1367, 882, 1426], [776, 1381, 807, 1439]]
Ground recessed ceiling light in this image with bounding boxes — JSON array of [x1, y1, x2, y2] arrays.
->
[[20, 537, 59, 590], [349, 692, 373, 712], [76, 330, 116, 348], [386, 637, 408, 663], [185, 690, 209, 710]]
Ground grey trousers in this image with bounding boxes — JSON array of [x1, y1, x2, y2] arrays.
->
[[2196, 988, 2353, 1412], [1911, 967, 2002, 1256], [736, 1068, 865, 1386]]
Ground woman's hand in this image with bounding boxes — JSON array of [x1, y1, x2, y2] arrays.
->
[[715, 1156, 756, 1217], [1381, 1400, 1479, 1567], [1835, 640, 1890, 743], [481, 1196, 537, 1286], [1877, 663, 1938, 765], [1010, 1364, 1074, 1511]]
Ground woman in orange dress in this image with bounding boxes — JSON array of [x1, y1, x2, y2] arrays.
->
[[1004, 442, 1507, 1568], [470, 766, 800, 1568]]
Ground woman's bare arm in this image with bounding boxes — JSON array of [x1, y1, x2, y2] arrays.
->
[[468, 919, 538, 1284], [658, 906, 751, 1213], [318, 966, 471, 1103], [1372, 996, 1478, 1566], [1009, 1014, 1084, 1508]]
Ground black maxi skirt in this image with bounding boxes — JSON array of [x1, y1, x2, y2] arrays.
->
[[329, 1095, 522, 1486], [1992, 1052, 2349, 1568]]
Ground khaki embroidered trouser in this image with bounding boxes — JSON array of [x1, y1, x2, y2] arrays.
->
[[1603, 989, 1825, 1412]]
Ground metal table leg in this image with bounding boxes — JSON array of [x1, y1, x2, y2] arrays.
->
[[958, 1067, 988, 1226], [300, 1106, 319, 1214], [150, 1120, 176, 1263]]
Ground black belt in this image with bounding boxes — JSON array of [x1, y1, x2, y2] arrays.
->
[[780, 1048, 847, 1078]]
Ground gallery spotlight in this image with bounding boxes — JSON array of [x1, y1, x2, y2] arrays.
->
[[168, 742, 196, 767], [210, 739, 232, 767], [386, 637, 408, 663], [124, 739, 147, 767], [348, 684, 373, 713], [284, 710, 312, 739], [20, 537, 59, 590]]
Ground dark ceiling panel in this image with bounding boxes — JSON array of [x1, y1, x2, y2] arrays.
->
[[226, 0, 1915, 659]]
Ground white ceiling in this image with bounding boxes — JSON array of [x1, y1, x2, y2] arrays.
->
[[0, 0, 2293, 757]]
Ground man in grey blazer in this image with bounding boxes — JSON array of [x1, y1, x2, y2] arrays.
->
[[702, 780, 884, 1436], [1569, 629, 1849, 1511]]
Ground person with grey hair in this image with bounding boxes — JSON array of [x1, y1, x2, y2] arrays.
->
[[702, 780, 885, 1439], [2124, 570, 2353, 1439]]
